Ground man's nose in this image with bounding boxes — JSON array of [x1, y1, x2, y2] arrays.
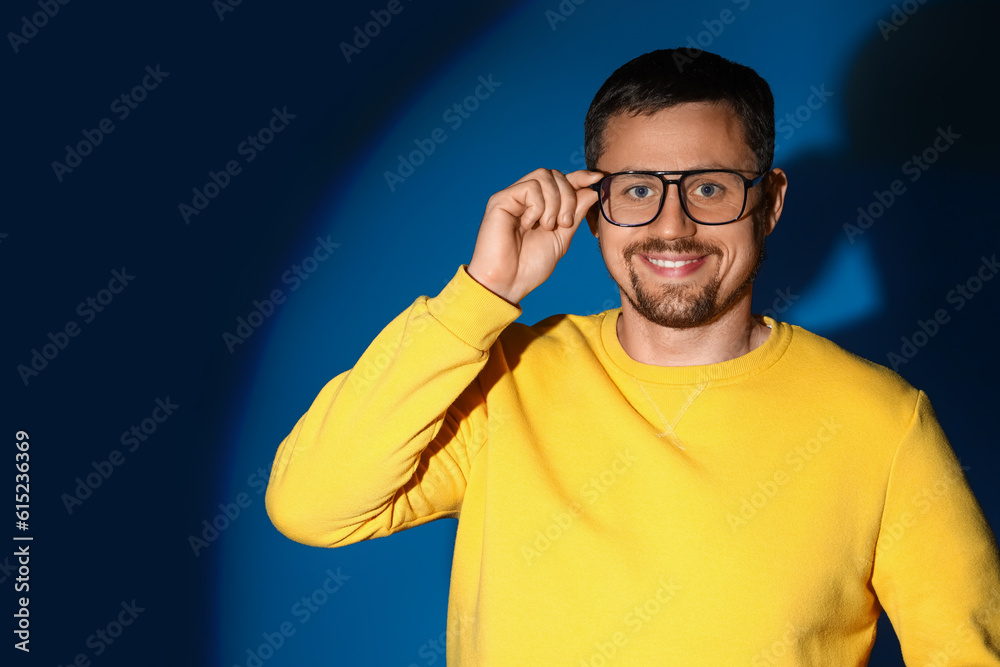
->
[[646, 182, 697, 239]]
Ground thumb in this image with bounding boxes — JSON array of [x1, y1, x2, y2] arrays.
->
[[573, 187, 599, 226]]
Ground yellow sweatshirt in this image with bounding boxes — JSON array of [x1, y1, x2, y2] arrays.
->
[[265, 264, 1000, 665]]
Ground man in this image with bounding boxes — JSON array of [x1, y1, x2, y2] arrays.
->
[[266, 49, 1000, 664]]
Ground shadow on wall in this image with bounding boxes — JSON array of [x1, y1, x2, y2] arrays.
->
[[753, 1, 1000, 662]]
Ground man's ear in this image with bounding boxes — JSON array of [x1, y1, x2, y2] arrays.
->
[[586, 205, 598, 237], [762, 167, 788, 235]]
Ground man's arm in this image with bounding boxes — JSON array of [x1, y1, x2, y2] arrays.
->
[[871, 390, 1000, 663], [264, 168, 602, 548], [265, 265, 521, 547]]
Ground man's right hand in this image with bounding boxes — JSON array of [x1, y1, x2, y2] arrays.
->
[[466, 168, 603, 305]]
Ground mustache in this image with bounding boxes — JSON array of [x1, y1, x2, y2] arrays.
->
[[624, 237, 722, 261]]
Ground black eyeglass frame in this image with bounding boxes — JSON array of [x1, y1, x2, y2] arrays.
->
[[590, 167, 771, 226]]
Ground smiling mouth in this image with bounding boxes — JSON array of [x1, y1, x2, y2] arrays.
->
[[644, 257, 702, 268]]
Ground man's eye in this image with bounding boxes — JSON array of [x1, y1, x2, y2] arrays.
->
[[693, 183, 721, 197], [627, 185, 654, 199]]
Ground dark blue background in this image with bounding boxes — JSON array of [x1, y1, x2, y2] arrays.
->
[[5, 0, 997, 664]]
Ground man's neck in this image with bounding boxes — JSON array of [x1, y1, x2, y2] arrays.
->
[[615, 295, 771, 367]]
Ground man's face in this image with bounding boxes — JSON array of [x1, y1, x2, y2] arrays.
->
[[590, 102, 779, 329]]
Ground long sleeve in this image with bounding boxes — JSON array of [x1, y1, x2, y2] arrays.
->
[[871, 390, 1000, 664], [264, 265, 522, 548]]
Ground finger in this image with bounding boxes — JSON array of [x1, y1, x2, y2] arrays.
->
[[514, 169, 572, 231], [565, 169, 605, 190], [533, 170, 565, 231], [550, 199, 590, 251], [572, 185, 599, 225], [563, 170, 602, 227], [551, 170, 579, 228], [495, 179, 545, 230]]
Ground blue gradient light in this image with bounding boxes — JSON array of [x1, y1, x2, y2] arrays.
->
[[784, 237, 883, 334], [219, 1, 891, 663]]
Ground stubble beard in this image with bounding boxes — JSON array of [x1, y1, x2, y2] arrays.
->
[[601, 214, 769, 329]]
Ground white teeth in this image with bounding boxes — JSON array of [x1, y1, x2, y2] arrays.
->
[[647, 257, 698, 268]]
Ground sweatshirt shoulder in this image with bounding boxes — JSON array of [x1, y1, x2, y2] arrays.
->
[[783, 323, 921, 407], [494, 309, 612, 358]]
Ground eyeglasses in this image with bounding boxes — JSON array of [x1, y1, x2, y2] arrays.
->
[[590, 168, 770, 226]]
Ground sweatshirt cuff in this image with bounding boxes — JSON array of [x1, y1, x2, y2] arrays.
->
[[426, 265, 523, 351]]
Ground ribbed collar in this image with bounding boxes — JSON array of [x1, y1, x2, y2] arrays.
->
[[599, 310, 794, 385]]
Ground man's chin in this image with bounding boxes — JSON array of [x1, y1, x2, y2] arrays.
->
[[627, 284, 720, 329], [634, 306, 719, 329]]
